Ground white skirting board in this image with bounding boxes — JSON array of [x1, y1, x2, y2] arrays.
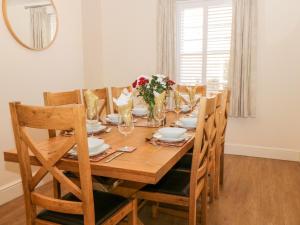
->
[[1, 145, 299, 206], [0, 175, 51, 206], [225, 144, 300, 162]]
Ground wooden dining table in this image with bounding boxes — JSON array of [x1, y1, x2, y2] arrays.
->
[[3, 112, 195, 224]]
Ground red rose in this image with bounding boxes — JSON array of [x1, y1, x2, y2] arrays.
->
[[167, 80, 175, 86], [138, 77, 149, 86], [132, 80, 137, 88]]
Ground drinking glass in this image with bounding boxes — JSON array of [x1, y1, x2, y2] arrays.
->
[[118, 113, 135, 151], [154, 104, 166, 127], [174, 91, 182, 122]]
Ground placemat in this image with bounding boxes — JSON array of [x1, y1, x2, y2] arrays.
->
[[146, 135, 193, 147], [65, 148, 117, 162]]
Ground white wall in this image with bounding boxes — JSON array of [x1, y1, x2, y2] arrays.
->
[[84, 0, 157, 88], [85, 0, 300, 160], [0, 0, 84, 204], [226, 0, 300, 160], [82, 0, 102, 88]]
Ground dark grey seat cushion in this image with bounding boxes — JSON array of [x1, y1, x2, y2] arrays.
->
[[142, 170, 191, 197], [37, 190, 129, 225], [174, 153, 192, 171]]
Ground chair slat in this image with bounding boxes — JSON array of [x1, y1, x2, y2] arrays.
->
[[31, 193, 83, 215]]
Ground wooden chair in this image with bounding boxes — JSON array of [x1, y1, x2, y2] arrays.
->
[[9, 102, 137, 225], [111, 86, 132, 113], [136, 96, 217, 225], [43, 90, 82, 198], [43, 90, 82, 108], [219, 89, 230, 186], [82, 88, 111, 118]]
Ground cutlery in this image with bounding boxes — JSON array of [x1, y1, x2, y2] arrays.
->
[[104, 151, 125, 163], [104, 146, 136, 163]]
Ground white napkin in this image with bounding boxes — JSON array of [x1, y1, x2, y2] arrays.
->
[[113, 89, 132, 106]]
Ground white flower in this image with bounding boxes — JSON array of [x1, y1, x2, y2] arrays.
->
[[154, 74, 166, 84]]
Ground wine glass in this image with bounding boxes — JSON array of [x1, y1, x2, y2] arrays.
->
[[118, 113, 135, 151], [154, 104, 166, 127], [86, 105, 99, 136], [174, 91, 182, 122]]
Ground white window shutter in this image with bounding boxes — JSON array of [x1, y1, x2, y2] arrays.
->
[[176, 0, 232, 91]]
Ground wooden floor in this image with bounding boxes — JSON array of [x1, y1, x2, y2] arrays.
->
[[1, 155, 300, 225]]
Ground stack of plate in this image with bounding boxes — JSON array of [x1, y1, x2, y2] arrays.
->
[[176, 117, 197, 129], [106, 114, 121, 124], [86, 122, 106, 134], [69, 137, 110, 156], [132, 107, 148, 117], [180, 105, 191, 113], [153, 127, 188, 142]]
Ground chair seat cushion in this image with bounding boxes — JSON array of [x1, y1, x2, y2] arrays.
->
[[37, 190, 129, 225], [174, 153, 192, 171], [142, 170, 190, 196]]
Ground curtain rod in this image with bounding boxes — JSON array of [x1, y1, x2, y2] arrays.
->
[[24, 4, 51, 9]]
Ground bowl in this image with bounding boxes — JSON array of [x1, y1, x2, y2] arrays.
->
[[132, 107, 148, 116], [181, 104, 190, 112], [158, 127, 187, 139], [107, 114, 120, 122], [180, 117, 197, 127]]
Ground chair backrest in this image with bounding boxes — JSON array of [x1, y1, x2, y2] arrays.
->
[[111, 86, 132, 112], [189, 96, 216, 201], [9, 102, 95, 225], [44, 90, 82, 138], [43, 90, 82, 106], [82, 88, 111, 116], [219, 89, 230, 144], [177, 84, 207, 96]]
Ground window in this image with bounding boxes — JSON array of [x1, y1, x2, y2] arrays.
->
[[176, 0, 232, 91]]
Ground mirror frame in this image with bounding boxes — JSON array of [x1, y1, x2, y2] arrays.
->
[[2, 0, 59, 51]]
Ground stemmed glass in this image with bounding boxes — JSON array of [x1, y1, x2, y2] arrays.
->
[[86, 105, 99, 137], [118, 113, 135, 151], [174, 90, 182, 122], [154, 104, 166, 127]]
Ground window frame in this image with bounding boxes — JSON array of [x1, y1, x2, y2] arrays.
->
[[176, 0, 232, 89]]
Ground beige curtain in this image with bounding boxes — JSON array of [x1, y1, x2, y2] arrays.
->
[[30, 7, 50, 49], [228, 0, 257, 117], [157, 0, 176, 79]]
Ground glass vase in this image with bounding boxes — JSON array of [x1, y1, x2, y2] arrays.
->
[[147, 104, 156, 127]]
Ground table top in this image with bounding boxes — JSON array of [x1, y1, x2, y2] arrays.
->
[[3, 113, 195, 185]]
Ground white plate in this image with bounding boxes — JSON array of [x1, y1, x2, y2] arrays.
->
[[69, 143, 110, 157], [153, 133, 188, 143], [158, 127, 187, 139], [87, 124, 107, 134], [176, 121, 196, 129], [106, 118, 119, 124], [132, 111, 148, 117]]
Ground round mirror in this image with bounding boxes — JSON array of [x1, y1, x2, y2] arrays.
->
[[2, 0, 58, 50]]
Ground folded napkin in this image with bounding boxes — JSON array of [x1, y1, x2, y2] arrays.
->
[[154, 91, 166, 109], [186, 86, 197, 107], [113, 89, 133, 107], [84, 90, 100, 119], [113, 89, 133, 125]]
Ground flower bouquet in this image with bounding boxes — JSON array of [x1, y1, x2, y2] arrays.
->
[[132, 74, 175, 125]]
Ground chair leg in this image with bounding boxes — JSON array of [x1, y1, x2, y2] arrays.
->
[[151, 202, 159, 218], [201, 175, 208, 225], [188, 199, 197, 225], [53, 178, 61, 199], [128, 199, 138, 225], [214, 147, 221, 199], [220, 143, 225, 186], [209, 151, 216, 203]]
